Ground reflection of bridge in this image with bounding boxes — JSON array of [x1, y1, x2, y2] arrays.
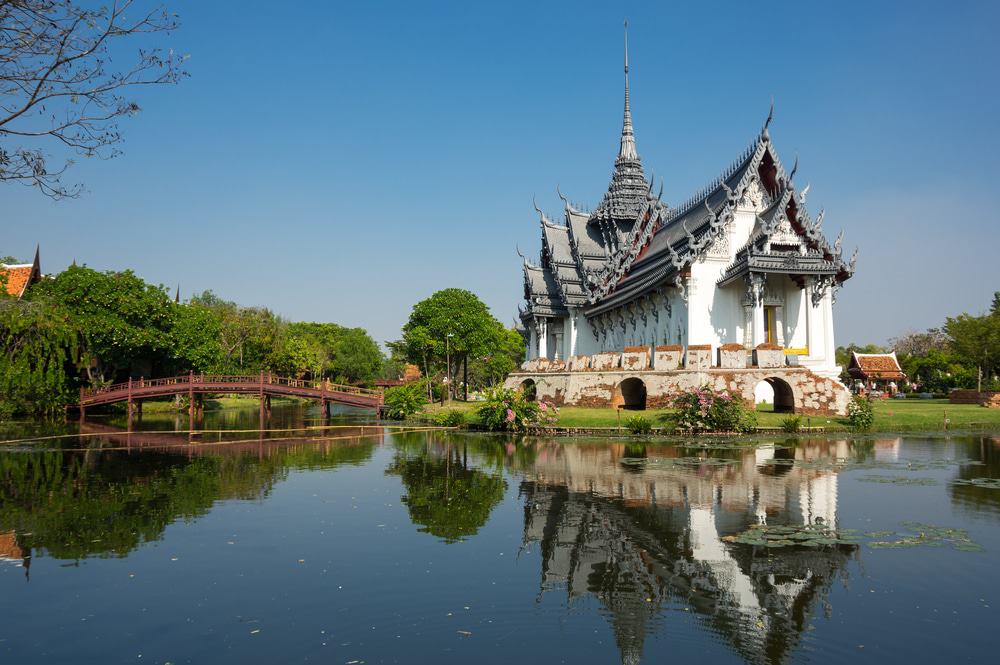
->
[[76, 372, 384, 420]]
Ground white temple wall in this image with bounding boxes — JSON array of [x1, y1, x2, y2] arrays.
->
[[688, 257, 738, 348], [574, 311, 600, 356], [783, 280, 808, 352], [799, 290, 839, 379], [730, 208, 759, 249], [547, 316, 567, 360]]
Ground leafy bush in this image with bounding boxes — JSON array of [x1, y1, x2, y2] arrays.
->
[[625, 414, 652, 435], [847, 395, 875, 430], [477, 385, 558, 432], [434, 409, 466, 427], [382, 381, 427, 420], [780, 415, 801, 433], [670, 386, 757, 433]]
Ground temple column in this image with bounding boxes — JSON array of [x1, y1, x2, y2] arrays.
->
[[568, 314, 578, 357], [742, 305, 754, 348], [804, 280, 816, 358], [749, 273, 767, 347], [537, 318, 548, 359], [752, 302, 766, 347]]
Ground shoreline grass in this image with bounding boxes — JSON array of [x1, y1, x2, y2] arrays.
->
[[418, 399, 1000, 434]]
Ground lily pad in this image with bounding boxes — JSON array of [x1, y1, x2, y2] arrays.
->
[[953, 478, 1000, 489]]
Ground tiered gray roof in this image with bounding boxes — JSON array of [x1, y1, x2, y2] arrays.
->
[[520, 47, 856, 324]]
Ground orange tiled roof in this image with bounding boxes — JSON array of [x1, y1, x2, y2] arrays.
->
[[850, 353, 905, 379], [0, 531, 22, 560], [0, 265, 34, 297]]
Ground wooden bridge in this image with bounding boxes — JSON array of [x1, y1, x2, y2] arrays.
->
[[77, 372, 384, 421]]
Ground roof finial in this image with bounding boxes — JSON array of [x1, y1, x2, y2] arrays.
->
[[175, 284, 180, 304], [618, 18, 638, 161], [762, 97, 774, 140]]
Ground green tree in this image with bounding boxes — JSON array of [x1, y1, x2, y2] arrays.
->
[[387, 443, 507, 543], [945, 310, 1000, 387], [467, 326, 525, 388], [0, 298, 79, 417], [171, 301, 224, 373], [392, 289, 521, 398], [285, 322, 383, 384], [272, 335, 323, 379], [31, 265, 176, 385], [188, 291, 283, 373]]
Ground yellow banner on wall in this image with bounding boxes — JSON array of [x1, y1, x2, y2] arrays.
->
[[784, 347, 809, 356]]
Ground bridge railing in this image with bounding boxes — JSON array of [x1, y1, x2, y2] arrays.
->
[[80, 373, 384, 400]]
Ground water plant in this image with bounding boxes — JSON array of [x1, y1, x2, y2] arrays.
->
[[868, 522, 983, 551], [952, 477, 1000, 489], [857, 475, 938, 486], [724, 523, 862, 549], [780, 415, 801, 433], [625, 414, 652, 435], [433, 409, 466, 427]]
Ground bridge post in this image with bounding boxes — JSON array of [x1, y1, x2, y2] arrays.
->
[[127, 377, 134, 431], [188, 370, 195, 433]]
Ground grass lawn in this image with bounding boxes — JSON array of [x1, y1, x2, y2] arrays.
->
[[420, 398, 1000, 433]]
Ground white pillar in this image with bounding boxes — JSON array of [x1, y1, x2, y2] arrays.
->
[[537, 318, 548, 359], [752, 302, 766, 347], [527, 326, 537, 360], [568, 313, 578, 357]]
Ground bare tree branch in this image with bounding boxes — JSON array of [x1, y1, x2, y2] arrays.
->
[[0, 0, 186, 199]]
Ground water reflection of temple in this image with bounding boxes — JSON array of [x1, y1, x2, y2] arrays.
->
[[0, 530, 30, 578], [518, 441, 856, 665]]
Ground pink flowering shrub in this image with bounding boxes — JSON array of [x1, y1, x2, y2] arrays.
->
[[670, 386, 756, 433], [478, 385, 558, 432]]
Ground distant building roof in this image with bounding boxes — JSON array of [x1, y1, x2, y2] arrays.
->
[[848, 352, 905, 381], [0, 247, 41, 298]]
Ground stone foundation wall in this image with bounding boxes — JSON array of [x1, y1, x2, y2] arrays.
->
[[654, 345, 682, 370], [686, 345, 712, 370], [717, 344, 747, 369], [510, 343, 849, 415], [950, 390, 1000, 408], [622, 346, 651, 371], [505, 367, 850, 416]]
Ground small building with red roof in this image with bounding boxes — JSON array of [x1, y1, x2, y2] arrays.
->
[[847, 351, 906, 393]]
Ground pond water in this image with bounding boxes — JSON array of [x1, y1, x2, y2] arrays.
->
[[1, 405, 998, 664]]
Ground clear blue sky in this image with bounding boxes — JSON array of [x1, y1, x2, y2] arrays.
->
[[6, 0, 999, 347]]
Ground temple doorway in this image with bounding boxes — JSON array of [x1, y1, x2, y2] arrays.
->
[[613, 378, 647, 410], [755, 377, 795, 413]]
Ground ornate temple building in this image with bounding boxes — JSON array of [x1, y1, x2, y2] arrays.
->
[[510, 27, 856, 414]]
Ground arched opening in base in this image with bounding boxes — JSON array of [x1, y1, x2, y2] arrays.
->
[[613, 377, 647, 411], [755, 377, 795, 413], [520, 379, 536, 402]]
